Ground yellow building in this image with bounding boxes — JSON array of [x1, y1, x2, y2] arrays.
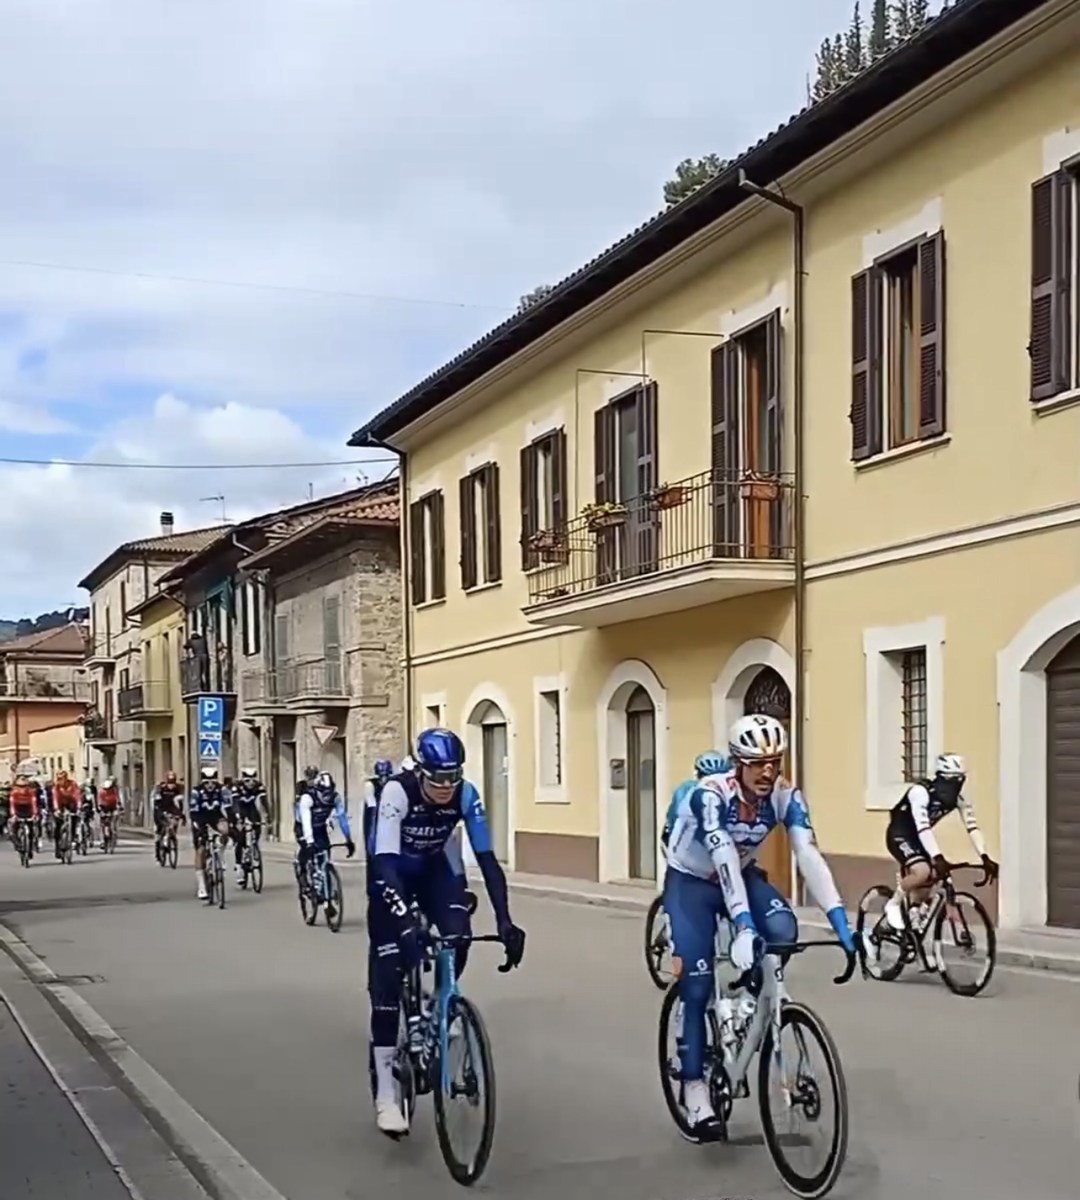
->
[[350, 0, 1080, 933], [123, 589, 188, 797], [27, 721, 85, 780]]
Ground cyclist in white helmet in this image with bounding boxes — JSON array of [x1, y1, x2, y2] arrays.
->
[[878, 753, 998, 935], [663, 713, 854, 1137]]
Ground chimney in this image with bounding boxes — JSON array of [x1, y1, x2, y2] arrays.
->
[[160, 511, 174, 536]]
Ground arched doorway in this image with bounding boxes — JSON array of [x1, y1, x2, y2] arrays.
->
[[744, 666, 793, 894], [626, 685, 657, 881], [1046, 633, 1080, 928], [468, 700, 510, 863]]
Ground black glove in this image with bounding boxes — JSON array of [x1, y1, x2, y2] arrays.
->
[[398, 923, 424, 972], [980, 853, 999, 881], [931, 854, 951, 880], [497, 923, 526, 972], [345, 839, 356, 859]]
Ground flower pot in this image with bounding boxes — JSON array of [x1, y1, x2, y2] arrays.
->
[[741, 479, 779, 502], [653, 485, 687, 510]]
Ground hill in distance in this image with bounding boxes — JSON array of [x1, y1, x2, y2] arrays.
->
[[0, 607, 89, 643]]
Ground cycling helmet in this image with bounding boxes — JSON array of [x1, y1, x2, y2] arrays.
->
[[415, 728, 465, 785], [241, 767, 257, 779], [315, 771, 334, 791], [934, 753, 966, 780], [694, 750, 729, 778], [199, 767, 218, 781], [728, 714, 787, 762], [373, 758, 393, 778], [102, 777, 117, 788]]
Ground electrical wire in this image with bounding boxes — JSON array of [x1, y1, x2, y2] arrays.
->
[[0, 454, 392, 470]]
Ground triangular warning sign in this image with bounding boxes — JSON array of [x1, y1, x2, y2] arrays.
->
[[312, 724, 339, 746]]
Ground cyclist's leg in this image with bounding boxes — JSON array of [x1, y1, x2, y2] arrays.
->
[[884, 816, 932, 928], [418, 855, 472, 977], [664, 869, 724, 1124], [368, 894, 408, 1132], [192, 818, 209, 896], [740, 864, 798, 993]]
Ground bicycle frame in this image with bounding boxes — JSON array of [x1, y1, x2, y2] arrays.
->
[[893, 862, 992, 969]]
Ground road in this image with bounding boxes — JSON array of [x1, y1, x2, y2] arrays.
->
[[0, 840, 1077, 1200]]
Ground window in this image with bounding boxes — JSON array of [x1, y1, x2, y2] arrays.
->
[[862, 618, 944, 809], [274, 612, 290, 666], [408, 490, 446, 605], [594, 383, 658, 582], [520, 429, 568, 569], [241, 579, 262, 656], [424, 702, 443, 728], [537, 688, 563, 788], [459, 464, 501, 589], [120, 581, 128, 622], [851, 231, 946, 461], [1030, 167, 1079, 402]]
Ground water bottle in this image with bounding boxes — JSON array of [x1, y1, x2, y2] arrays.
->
[[716, 995, 738, 1063], [407, 1012, 424, 1054], [734, 994, 757, 1036]]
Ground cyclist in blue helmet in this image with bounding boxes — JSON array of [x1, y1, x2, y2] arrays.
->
[[363, 758, 395, 847], [366, 727, 526, 1135], [661, 751, 731, 850]]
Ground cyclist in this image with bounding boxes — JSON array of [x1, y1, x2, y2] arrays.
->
[[362, 759, 394, 849], [232, 768, 270, 883], [878, 753, 999, 935], [663, 713, 855, 1137], [9, 773, 39, 858], [51, 771, 82, 858], [295, 771, 355, 912], [35, 775, 51, 848], [367, 728, 526, 1136], [96, 778, 123, 849], [152, 771, 186, 858], [661, 750, 729, 850], [189, 767, 233, 901], [78, 780, 97, 848]]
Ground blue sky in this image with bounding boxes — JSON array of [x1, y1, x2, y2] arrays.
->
[[0, 0, 917, 613]]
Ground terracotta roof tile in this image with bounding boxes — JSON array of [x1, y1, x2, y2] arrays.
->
[[0, 624, 88, 656]]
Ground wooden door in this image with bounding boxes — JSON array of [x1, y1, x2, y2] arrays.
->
[[1047, 634, 1080, 928]]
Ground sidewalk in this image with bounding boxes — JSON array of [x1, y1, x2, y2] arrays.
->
[[123, 824, 1080, 976], [0, 999, 132, 1198]]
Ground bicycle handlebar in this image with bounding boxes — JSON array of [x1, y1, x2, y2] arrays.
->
[[939, 861, 995, 888], [419, 927, 516, 972], [756, 935, 867, 985]]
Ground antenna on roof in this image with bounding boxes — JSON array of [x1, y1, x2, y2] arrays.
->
[[307, 482, 314, 500], [200, 495, 227, 522]]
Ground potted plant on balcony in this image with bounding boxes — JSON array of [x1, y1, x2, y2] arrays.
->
[[528, 527, 568, 563], [739, 471, 780, 502], [582, 501, 628, 531], [648, 481, 688, 511]]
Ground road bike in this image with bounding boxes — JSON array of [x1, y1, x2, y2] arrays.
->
[[658, 920, 864, 1199], [55, 810, 75, 865], [236, 818, 263, 893], [297, 846, 343, 932], [856, 861, 996, 997], [100, 812, 118, 854], [645, 894, 675, 989], [155, 815, 181, 869], [12, 817, 34, 868], [369, 897, 508, 1186], [204, 828, 227, 910], [75, 812, 92, 856]]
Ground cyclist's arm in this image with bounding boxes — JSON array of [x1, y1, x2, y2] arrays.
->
[[907, 785, 943, 859], [779, 789, 843, 913], [369, 781, 413, 935], [956, 792, 987, 858], [693, 784, 755, 933], [459, 783, 511, 927], [332, 793, 353, 843], [297, 793, 314, 843]]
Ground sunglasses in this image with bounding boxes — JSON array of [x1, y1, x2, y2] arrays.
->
[[420, 767, 462, 787]]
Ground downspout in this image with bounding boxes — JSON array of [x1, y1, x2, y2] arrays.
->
[[363, 432, 411, 748], [738, 173, 806, 892]]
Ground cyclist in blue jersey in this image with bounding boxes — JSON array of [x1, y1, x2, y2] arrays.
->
[[661, 750, 730, 850], [362, 758, 394, 850], [664, 714, 855, 1137], [296, 772, 355, 918], [367, 728, 526, 1135]]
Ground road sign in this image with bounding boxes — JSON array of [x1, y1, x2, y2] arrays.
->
[[197, 696, 223, 737], [199, 739, 221, 760], [312, 725, 338, 746]]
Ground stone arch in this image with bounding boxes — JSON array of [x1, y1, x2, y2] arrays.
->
[[711, 638, 797, 752], [595, 659, 668, 883], [996, 586, 1080, 929]]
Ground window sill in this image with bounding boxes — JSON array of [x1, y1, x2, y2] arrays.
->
[[413, 598, 447, 612], [536, 784, 568, 804], [854, 434, 951, 473], [1032, 388, 1080, 417], [463, 580, 503, 596]]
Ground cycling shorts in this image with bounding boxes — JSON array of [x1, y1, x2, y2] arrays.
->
[[885, 813, 930, 868]]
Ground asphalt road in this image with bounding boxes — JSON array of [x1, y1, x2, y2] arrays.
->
[[0, 840, 1077, 1200]]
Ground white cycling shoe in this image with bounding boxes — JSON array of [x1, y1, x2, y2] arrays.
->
[[375, 1099, 408, 1136]]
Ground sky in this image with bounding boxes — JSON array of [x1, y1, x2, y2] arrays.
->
[[0, 0, 890, 614]]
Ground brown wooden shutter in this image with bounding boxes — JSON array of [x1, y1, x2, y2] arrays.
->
[[459, 474, 477, 590], [918, 231, 946, 438], [483, 464, 501, 583], [633, 383, 659, 575], [594, 404, 616, 583], [762, 308, 782, 474], [430, 491, 446, 599], [850, 269, 882, 460], [1030, 172, 1072, 402], [520, 444, 538, 570], [551, 429, 568, 565], [409, 499, 426, 605], [710, 342, 738, 554]]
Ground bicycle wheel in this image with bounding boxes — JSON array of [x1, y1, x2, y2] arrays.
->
[[214, 853, 226, 910], [250, 843, 263, 894], [644, 894, 674, 990], [324, 864, 343, 932], [758, 1000, 849, 1200], [856, 885, 908, 983], [167, 834, 178, 869], [62, 826, 74, 865], [304, 867, 319, 926], [433, 995, 497, 1186], [933, 890, 995, 997], [656, 982, 727, 1143]]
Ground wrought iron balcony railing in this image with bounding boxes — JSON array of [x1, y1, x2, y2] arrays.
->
[[180, 654, 235, 698], [524, 469, 795, 607], [118, 681, 171, 718], [0, 677, 91, 702]]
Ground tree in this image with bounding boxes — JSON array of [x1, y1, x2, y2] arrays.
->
[[517, 283, 555, 312], [662, 154, 729, 207], [892, 0, 914, 40], [869, 0, 891, 59], [844, 1, 867, 77], [811, 36, 840, 101]]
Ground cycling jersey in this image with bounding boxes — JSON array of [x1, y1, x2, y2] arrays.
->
[[295, 786, 351, 849], [53, 782, 81, 811], [97, 787, 121, 812], [889, 779, 986, 862], [661, 778, 697, 847], [189, 783, 232, 822], [9, 785, 38, 817], [665, 770, 841, 930], [153, 783, 185, 812]]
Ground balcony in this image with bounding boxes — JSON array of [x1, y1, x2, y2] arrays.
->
[[83, 711, 116, 745], [242, 655, 388, 714], [523, 469, 795, 629], [0, 676, 91, 703], [84, 636, 117, 669], [117, 681, 172, 719], [240, 667, 290, 715], [180, 654, 236, 702]]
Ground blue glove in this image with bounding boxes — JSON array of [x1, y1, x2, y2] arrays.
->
[[826, 906, 855, 953]]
